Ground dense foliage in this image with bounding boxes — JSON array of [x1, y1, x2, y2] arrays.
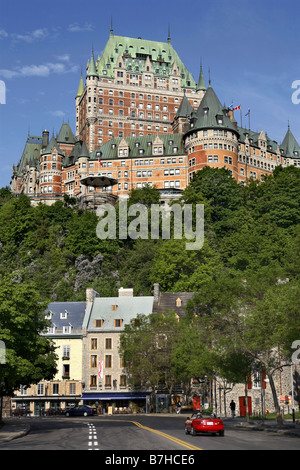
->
[[0, 166, 299, 421]]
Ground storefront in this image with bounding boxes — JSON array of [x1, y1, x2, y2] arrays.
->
[[81, 392, 150, 414]]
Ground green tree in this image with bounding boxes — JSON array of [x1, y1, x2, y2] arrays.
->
[[0, 276, 57, 420]]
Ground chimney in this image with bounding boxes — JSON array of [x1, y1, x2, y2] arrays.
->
[[153, 283, 161, 303], [118, 287, 134, 297], [86, 287, 100, 307], [42, 130, 49, 149]]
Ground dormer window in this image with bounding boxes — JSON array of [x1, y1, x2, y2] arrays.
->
[[60, 311, 68, 320], [203, 107, 209, 115], [112, 305, 118, 311], [176, 298, 182, 307]]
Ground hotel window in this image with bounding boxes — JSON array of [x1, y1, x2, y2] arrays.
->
[[105, 338, 112, 350], [69, 383, 76, 395], [37, 383, 44, 396], [52, 383, 59, 395], [105, 375, 111, 387], [120, 375, 127, 387], [91, 355, 97, 368], [105, 355, 112, 368], [95, 319, 103, 328], [90, 375, 97, 387], [91, 338, 97, 350]]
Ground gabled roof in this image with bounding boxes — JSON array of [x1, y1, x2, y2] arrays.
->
[[94, 33, 197, 89], [83, 296, 154, 332], [90, 133, 184, 160], [15, 135, 42, 175]]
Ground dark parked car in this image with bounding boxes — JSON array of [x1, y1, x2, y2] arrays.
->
[[64, 405, 95, 417]]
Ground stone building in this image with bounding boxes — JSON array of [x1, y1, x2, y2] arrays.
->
[[81, 287, 154, 413], [11, 301, 86, 416]]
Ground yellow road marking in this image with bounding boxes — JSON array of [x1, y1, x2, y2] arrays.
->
[[131, 421, 203, 451], [89, 418, 203, 450]]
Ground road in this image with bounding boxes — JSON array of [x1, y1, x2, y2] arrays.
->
[[0, 416, 299, 453]]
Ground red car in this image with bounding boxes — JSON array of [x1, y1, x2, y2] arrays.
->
[[185, 412, 224, 436]]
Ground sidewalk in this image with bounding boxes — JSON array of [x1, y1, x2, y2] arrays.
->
[[224, 416, 300, 437], [0, 420, 30, 443]]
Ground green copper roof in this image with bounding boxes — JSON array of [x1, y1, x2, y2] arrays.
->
[[280, 126, 300, 159], [87, 50, 97, 77], [175, 92, 193, 119], [93, 34, 197, 89], [56, 122, 76, 145], [15, 136, 42, 175], [42, 134, 64, 156], [90, 133, 184, 161], [191, 85, 238, 134], [76, 74, 85, 97], [196, 65, 206, 91]]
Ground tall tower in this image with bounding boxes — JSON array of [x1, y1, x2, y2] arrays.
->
[[86, 49, 99, 152], [184, 84, 240, 181]]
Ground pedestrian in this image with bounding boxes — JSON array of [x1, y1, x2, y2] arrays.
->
[[177, 400, 182, 414], [230, 400, 236, 418]]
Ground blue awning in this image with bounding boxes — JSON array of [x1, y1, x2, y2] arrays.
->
[[81, 392, 149, 401]]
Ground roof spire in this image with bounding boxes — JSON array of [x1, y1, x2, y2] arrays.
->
[[110, 16, 114, 36], [196, 59, 206, 92], [168, 23, 171, 43]]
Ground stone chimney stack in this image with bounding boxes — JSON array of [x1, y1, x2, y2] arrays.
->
[[118, 287, 134, 297], [153, 283, 161, 303], [86, 287, 100, 307], [42, 130, 49, 149]]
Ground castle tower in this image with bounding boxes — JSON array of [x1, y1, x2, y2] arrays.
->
[[183, 84, 240, 181], [39, 134, 64, 201], [86, 49, 99, 153]]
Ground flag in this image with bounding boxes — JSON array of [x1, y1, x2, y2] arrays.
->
[[232, 105, 241, 111], [245, 108, 250, 116], [98, 360, 103, 379], [228, 103, 234, 110], [99, 158, 103, 167]]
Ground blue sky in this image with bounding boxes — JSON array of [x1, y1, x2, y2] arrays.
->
[[0, 0, 299, 189]]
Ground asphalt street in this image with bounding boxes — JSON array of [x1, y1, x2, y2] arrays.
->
[[0, 415, 299, 452]]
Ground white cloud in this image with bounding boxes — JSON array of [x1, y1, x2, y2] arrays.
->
[[12, 28, 49, 43], [49, 110, 66, 117], [67, 22, 94, 32], [0, 61, 79, 79], [0, 29, 8, 39]]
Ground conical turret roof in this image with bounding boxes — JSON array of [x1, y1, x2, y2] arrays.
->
[[192, 85, 238, 133], [196, 65, 206, 92], [280, 126, 300, 158], [76, 74, 85, 97]]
